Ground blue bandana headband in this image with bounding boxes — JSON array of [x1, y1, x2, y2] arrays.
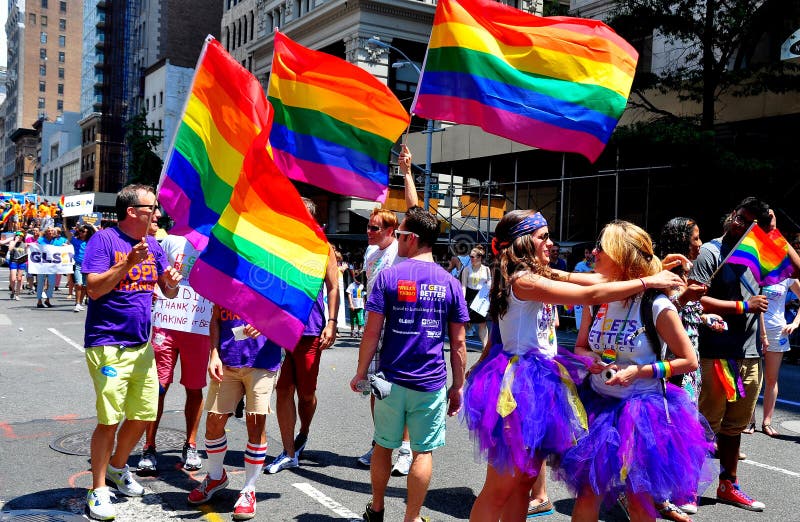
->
[[508, 212, 547, 241]]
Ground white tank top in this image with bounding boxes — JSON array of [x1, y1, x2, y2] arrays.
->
[[499, 285, 557, 357]]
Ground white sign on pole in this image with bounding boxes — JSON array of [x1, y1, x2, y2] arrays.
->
[[27, 243, 75, 274], [62, 193, 95, 217]]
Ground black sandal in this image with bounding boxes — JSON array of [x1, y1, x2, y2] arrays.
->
[[762, 423, 779, 438], [742, 422, 755, 434]]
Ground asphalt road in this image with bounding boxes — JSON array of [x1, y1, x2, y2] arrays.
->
[[1, 282, 799, 521]]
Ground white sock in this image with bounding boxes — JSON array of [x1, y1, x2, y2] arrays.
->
[[243, 441, 268, 490], [400, 440, 411, 454], [204, 435, 227, 480]]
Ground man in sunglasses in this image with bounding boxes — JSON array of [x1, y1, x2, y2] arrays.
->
[[81, 184, 182, 520], [688, 196, 800, 513]]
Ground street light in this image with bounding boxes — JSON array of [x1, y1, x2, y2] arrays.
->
[[367, 37, 437, 211]]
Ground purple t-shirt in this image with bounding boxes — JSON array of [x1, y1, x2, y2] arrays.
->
[[218, 307, 282, 371], [366, 259, 470, 392], [301, 289, 325, 337], [82, 228, 168, 348]]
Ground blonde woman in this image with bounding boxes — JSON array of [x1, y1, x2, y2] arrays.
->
[[560, 221, 714, 522], [461, 245, 491, 346]]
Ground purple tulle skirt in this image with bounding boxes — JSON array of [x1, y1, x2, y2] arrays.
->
[[462, 344, 591, 476], [554, 381, 717, 509]]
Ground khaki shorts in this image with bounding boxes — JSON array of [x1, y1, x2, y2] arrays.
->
[[85, 343, 158, 425], [698, 357, 762, 436], [206, 366, 278, 416]]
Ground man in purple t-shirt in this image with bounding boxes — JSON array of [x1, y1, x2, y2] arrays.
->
[[81, 185, 182, 521], [350, 206, 469, 522]]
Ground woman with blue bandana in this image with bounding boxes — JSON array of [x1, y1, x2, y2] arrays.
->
[[464, 210, 684, 521]]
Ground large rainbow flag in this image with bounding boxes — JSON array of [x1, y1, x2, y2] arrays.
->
[[190, 130, 330, 350], [0, 205, 13, 225], [267, 31, 411, 202], [726, 224, 794, 287], [411, 0, 638, 162], [158, 36, 272, 250]]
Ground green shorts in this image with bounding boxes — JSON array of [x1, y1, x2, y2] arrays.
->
[[85, 343, 158, 425], [373, 383, 446, 452]]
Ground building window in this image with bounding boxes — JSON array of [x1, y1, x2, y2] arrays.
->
[[29, 13, 36, 25], [40, 32, 47, 44], [41, 15, 47, 26], [41, 0, 47, 8], [58, 35, 65, 47], [159, 91, 163, 105], [59, 1, 66, 12], [58, 67, 64, 79], [40, 81, 46, 92], [38, 97, 45, 109], [152, 95, 156, 107], [58, 51, 65, 63], [57, 83, 63, 94], [40, 64, 47, 76], [57, 99, 63, 111], [40, 48, 47, 59], [59, 18, 66, 30]]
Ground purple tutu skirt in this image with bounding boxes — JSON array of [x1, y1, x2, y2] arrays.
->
[[462, 344, 591, 476], [555, 381, 717, 508]]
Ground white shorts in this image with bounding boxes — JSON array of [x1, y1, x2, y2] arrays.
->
[[765, 328, 792, 353]]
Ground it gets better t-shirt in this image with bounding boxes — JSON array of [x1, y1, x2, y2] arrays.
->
[[366, 259, 470, 392]]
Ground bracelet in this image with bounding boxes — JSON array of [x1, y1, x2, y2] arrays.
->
[[735, 301, 744, 314], [650, 361, 673, 379], [639, 278, 647, 291], [743, 300, 750, 313], [327, 319, 337, 323]]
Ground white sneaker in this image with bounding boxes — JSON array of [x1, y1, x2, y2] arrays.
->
[[265, 452, 298, 474], [357, 447, 374, 467], [391, 448, 412, 476], [86, 487, 116, 520], [74, 303, 84, 312], [106, 464, 144, 496]]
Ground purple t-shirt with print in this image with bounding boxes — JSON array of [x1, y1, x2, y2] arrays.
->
[[82, 227, 169, 348], [218, 307, 282, 371], [366, 259, 469, 392]]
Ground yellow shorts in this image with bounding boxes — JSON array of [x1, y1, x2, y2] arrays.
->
[[206, 366, 278, 416], [85, 343, 158, 425]]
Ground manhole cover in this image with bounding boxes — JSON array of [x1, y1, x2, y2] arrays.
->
[[50, 427, 187, 456], [0, 510, 86, 522], [782, 420, 800, 434]]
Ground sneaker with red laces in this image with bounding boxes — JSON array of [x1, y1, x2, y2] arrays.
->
[[187, 470, 229, 505], [716, 479, 765, 511], [233, 489, 256, 520]]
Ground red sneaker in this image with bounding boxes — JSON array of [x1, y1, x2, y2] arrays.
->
[[233, 489, 256, 520], [716, 479, 765, 511], [187, 470, 229, 505]]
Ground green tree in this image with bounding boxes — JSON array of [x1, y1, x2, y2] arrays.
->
[[125, 112, 164, 188]]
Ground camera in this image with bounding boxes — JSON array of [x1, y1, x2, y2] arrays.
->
[[602, 367, 617, 381]]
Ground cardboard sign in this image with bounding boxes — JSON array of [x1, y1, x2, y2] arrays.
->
[[62, 194, 95, 217]]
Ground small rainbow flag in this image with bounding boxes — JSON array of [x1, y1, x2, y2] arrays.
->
[[411, 0, 638, 162], [0, 206, 13, 225], [190, 130, 330, 350], [713, 359, 746, 402], [57, 195, 65, 211], [159, 36, 272, 250], [725, 224, 793, 287], [267, 31, 411, 202]]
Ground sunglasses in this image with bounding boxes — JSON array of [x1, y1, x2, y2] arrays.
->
[[535, 232, 550, 242], [366, 225, 384, 232], [394, 230, 418, 239]]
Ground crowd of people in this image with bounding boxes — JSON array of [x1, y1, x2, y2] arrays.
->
[[7, 167, 800, 522]]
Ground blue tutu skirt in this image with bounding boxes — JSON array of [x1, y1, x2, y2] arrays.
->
[[462, 343, 591, 476], [555, 381, 717, 508]]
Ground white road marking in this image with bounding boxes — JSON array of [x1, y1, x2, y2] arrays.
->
[[743, 459, 800, 478], [48, 327, 84, 352], [292, 482, 362, 520], [0, 314, 11, 326]]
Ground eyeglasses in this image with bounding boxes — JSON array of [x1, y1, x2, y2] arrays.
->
[[732, 213, 753, 226], [394, 230, 418, 239], [131, 203, 158, 211], [366, 225, 384, 232], [470, 255, 482, 258]]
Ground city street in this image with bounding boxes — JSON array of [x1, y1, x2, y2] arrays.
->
[[1, 283, 799, 521]]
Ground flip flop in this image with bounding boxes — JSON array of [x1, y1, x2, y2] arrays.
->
[[762, 423, 779, 438], [742, 422, 755, 435]]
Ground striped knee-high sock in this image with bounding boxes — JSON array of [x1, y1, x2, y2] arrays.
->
[[204, 435, 228, 480], [243, 441, 268, 490]]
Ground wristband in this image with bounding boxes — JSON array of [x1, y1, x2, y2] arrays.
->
[[651, 361, 671, 379], [639, 278, 647, 291], [327, 319, 337, 323], [735, 301, 744, 314], [743, 300, 750, 313]]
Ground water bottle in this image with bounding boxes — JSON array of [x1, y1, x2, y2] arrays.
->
[[355, 379, 371, 398]]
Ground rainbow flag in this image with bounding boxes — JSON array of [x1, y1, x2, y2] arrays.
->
[[159, 36, 272, 250], [57, 195, 65, 211], [411, 0, 638, 162], [713, 359, 746, 402], [0, 206, 13, 225], [726, 224, 794, 287], [267, 31, 410, 202], [190, 130, 330, 350]]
